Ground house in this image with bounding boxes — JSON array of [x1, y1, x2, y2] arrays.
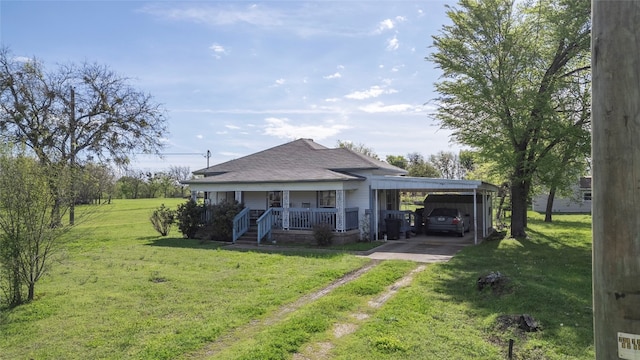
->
[[532, 176, 592, 213], [183, 139, 498, 245]]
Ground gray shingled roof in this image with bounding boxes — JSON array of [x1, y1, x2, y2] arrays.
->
[[186, 139, 407, 184]]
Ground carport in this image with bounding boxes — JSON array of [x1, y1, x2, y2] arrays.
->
[[369, 176, 500, 245]]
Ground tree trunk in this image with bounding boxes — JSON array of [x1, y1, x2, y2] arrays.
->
[[27, 282, 35, 301], [544, 186, 556, 222], [510, 179, 528, 237]]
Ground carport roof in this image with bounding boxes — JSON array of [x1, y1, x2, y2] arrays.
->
[[369, 175, 499, 193]]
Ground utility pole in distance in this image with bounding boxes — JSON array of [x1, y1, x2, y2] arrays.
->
[[592, 1, 640, 358]]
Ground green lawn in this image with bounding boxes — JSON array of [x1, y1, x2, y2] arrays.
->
[[0, 200, 594, 359], [330, 212, 594, 359]]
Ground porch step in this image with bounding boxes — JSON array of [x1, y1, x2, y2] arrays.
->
[[236, 230, 259, 244]]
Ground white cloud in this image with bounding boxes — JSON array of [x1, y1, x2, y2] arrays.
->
[[196, 134, 204, 139], [344, 85, 397, 100], [209, 43, 227, 58], [225, 124, 241, 130], [358, 102, 415, 113], [323, 72, 342, 79], [325, 98, 340, 103], [140, 3, 282, 27], [270, 78, 286, 87], [376, 19, 394, 33], [386, 35, 399, 51], [263, 117, 349, 140]]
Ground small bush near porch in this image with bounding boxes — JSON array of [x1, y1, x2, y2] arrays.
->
[[174, 200, 244, 241]]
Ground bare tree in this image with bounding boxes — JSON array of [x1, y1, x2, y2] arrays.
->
[[169, 165, 191, 197], [0, 47, 168, 223]]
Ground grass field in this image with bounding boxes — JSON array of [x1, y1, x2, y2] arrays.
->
[[0, 199, 594, 359]]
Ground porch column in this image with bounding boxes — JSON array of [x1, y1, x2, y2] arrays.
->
[[374, 189, 379, 240], [191, 190, 197, 202], [235, 191, 242, 204], [282, 190, 290, 229], [336, 190, 345, 232]]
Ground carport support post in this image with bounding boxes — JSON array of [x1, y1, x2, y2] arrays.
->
[[473, 189, 478, 245], [592, 1, 640, 357]]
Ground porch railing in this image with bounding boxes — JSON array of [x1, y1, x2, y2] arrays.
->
[[345, 207, 359, 231], [253, 207, 359, 243], [256, 208, 277, 244], [232, 207, 250, 244]]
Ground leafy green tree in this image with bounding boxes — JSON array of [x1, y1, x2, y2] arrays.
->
[[458, 150, 476, 175], [385, 155, 408, 169], [75, 162, 115, 204], [115, 171, 146, 199], [535, 70, 591, 222], [406, 152, 440, 178], [429, 0, 591, 236], [0, 147, 71, 307]]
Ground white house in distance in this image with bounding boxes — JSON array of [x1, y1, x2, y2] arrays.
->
[[532, 176, 592, 213], [184, 139, 498, 245]]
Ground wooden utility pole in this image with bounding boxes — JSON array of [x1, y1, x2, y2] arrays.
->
[[69, 87, 76, 226], [592, 1, 640, 358]]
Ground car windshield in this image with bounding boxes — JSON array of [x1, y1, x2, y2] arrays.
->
[[429, 208, 458, 217]]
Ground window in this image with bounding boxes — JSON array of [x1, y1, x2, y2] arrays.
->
[[268, 191, 282, 207], [318, 191, 336, 208], [583, 192, 592, 201]]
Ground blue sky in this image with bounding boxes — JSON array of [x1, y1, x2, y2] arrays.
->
[[1, 0, 458, 172]]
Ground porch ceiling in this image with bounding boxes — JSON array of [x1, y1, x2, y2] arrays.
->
[[369, 176, 499, 193]]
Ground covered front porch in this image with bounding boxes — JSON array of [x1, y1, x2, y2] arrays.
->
[[231, 205, 360, 244]]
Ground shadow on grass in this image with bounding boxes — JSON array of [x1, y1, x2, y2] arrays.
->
[[144, 237, 351, 259], [144, 237, 226, 250], [424, 216, 593, 356]]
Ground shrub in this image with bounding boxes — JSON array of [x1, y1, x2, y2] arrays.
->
[[150, 204, 176, 236], [207, 201, 244, 242], [312, 222, 334, 246], [176, 200, 203, 239]]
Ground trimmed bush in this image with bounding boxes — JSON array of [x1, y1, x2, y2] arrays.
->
[[176, 200, 203, 239], [150, 203, 175, 236], [208, 201, 244, 242], [312, 222, 334, 246]]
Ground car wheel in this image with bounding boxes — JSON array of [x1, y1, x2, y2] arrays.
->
[[458, 227, 465, 237]]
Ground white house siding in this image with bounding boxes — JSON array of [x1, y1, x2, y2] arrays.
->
[[288, 191, 317, 208], [532, 194, 592, 213], [243, 191, 267, 210]]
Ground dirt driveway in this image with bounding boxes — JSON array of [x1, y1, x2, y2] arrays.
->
[[360, 232, 476, 263]]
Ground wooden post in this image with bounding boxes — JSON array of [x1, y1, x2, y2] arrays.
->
[[69, 87, 76, 226], [592, 1, 640, 358]]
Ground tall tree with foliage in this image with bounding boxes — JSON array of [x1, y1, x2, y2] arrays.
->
[[385, 155, 408, 169], [336, 140, 380, 160], [406, 152, 440, 178], [0, 147, 71, 307], [429, 0, 591, 236], [0, 47, 168, 224], [429, 151, 466, 179]]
